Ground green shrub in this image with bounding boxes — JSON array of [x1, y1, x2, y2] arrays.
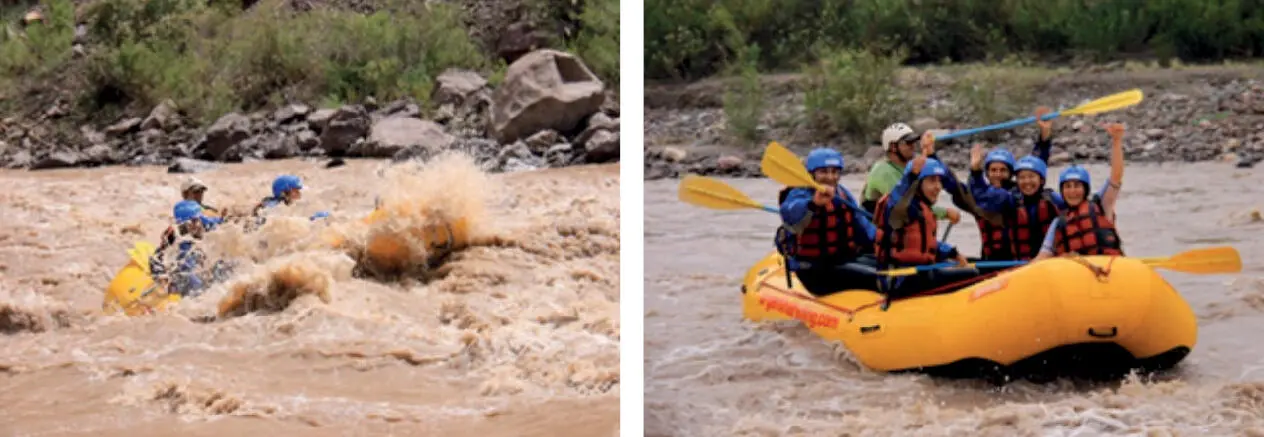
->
[[721, 44, 763, 146], [645, 0, 1264, 80], [802, 48, 908, 144], [78, 0, 490, 123]]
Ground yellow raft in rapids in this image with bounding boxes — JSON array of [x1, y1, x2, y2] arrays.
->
[[741, 251, 1197, 382], [102, 206, 470, 316]]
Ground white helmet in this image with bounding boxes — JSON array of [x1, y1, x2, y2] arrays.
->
[[881, 123, 915, 148], [181, 177, 207, 194]]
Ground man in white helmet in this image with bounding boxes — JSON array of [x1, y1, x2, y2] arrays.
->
[[861, 123, 959, 225]]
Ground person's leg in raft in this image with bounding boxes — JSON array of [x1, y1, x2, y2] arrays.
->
[[884, 267, 986, 299], [796, 258, 881, 297]]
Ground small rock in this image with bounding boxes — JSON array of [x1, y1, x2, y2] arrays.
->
[[142, 100, 177, 131], [319, 106, 371, 155], [583, 130, 619, 163], [1048, 151, 1072, 166], [307, 109, 337, 132], [104, 118, 143, 137], [1143, 128, 1165, 139], [202, 112, 252, 160], [358, 117, 454, 158], [545, 143, 573, 166], [433, 69, 488, 105], [910, 116, 940, 133], [661, 146, 687, 163], [273, 104, 311, 124], [1224, 138, 1241, 152], [167, 158, 220, 174], [524, 130, 560, 153], [30, 151, 84, 170], [717, 155, 743, 170], [325, 158, 347, 168]]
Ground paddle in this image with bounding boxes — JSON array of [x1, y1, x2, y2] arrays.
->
[[678, 174, 778, 213], [127, 241, 156, 275], [878, 260, 1023, 277], [1139, 246, 1242, 275], [936, 89, 1144, 141], [759, 142, 874, 220], [876, 246, 1241, 277]]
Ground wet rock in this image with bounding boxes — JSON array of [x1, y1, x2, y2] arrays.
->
[[104, 117, 142, 137], [320, 105, 371, 155], [524, 130, 560, 154], [202, 113, 252, 160], [496, 21, 550, 64], [490, 49, 605, 144], [307, 108, 337, 132], [545, 143, 574, 166], [910, 116, 940, 133], [575, 112, 619, 147], [30, 151, 84, 170], [716, 155, 743, 171], [433, 69, 488, 105], [167, 158, 220, 174], [273, 104, 311, 125], [357, 117, 454, 158], [583, 130, 619, 163], [142, 101, 177, 131]]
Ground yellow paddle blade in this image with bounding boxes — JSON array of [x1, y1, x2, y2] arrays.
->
[[878, 266, 920, 277], [1140, 246, 1242, 274], [128, 241, 156, 275], [678, 175, 765, 211], [1061, 89, 1144, 116], [761, 141, 822, 189]]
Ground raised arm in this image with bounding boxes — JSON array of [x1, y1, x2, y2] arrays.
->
[[1099, 122, 1126, 217]]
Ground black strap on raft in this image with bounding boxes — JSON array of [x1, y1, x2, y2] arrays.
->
[[774, 225, 797, 288]]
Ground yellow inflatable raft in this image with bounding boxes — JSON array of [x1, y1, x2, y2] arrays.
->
[[103, 207, 470, 316], [741, 251, 1197, 382]]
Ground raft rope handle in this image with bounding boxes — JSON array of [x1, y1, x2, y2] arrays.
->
[[867, 267, 1008, 314], [1069, 255, 1117, 282]]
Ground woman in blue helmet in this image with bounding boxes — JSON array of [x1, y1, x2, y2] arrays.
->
[[776, 147, 880, 296], [872, 132, 1010, 299], [248, 174, 331, 231], [150, 200, 230, 297], [1034, 123, 1127, 260], [965, 106, 1063, 261]]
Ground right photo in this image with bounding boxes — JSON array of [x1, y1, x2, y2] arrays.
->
[[645, 2, 1262, 435]]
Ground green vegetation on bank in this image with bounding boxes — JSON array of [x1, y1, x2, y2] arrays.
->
[[0, 0, 617, 125], [646, 0, 1264, 81]]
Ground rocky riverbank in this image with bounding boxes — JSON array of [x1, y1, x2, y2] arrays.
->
[[644, 65, 1264, 180], [0, 49, 620, 174]]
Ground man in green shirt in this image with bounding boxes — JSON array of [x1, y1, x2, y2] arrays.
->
[[861, 122, 960, 224]]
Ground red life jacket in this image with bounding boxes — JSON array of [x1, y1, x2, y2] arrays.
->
[[1009, 191, 1059, 260], [778, 187, 862, 262], [1053, 196, 1124, 256], [874, 193, 939, 266], [976, 214, 1012, 261]]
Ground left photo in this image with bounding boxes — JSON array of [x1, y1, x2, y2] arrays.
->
[[0, 0, 621, 435]]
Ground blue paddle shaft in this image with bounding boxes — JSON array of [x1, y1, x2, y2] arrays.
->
[[935, 111, 1062, 141], [915, 260, 1026, 272]]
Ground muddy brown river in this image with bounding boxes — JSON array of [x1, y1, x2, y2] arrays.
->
[[0, 154, 620, 436], [646, 162, 1264, 436]]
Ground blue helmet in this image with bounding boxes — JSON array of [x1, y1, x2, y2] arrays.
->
[[903, 157, 948, 182], [1014, 155, 1047, 180], [805, 148, 844, 172], [1058, 165, 1091, 190], [272, 175, 303, 198], [984, 149, 1016, 171], [173, 200, 203, 224], [918, 158, 949, 182]]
